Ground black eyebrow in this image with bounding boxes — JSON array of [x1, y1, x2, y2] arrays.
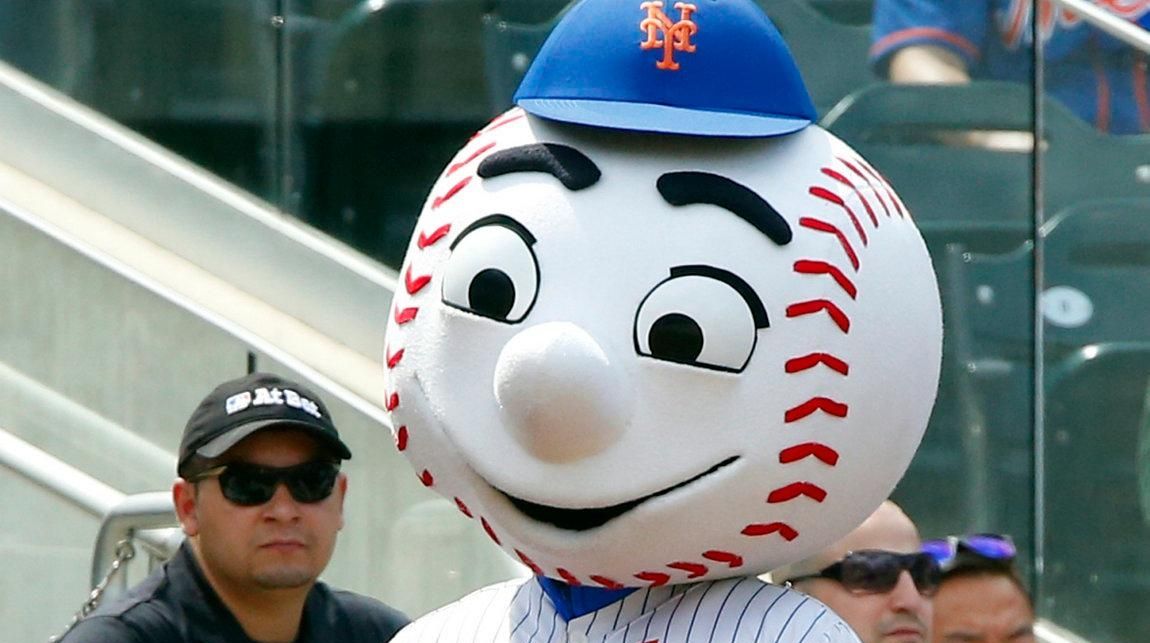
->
[[449, 214, 536, 250], [670, 265, 769, 328], [477, 143, 601, 191], [656, 172, 793, 246]]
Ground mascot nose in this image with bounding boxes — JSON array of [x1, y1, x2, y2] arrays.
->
[[493, 322, 632, 462]]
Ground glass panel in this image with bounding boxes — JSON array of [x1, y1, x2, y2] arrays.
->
[[281, 0, 503, 266], [0, 194, 521, 631], [0, 466, 104, 642], [36, 0, 1150, 637], [0, 1, 279, 205], [1038, 3, 1150, 641], [823, 0, 1038, 587]]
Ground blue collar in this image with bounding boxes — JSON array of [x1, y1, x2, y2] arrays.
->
[[536, 576, 638, 621]]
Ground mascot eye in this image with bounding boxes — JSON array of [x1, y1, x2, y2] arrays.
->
[[441, 215, 539, 323], [634, 266, 768, 373]]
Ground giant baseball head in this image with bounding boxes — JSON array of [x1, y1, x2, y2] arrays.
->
[[383, 0, 942, 589]]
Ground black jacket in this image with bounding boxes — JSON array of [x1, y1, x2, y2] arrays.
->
[[60, 542, 408, 642]]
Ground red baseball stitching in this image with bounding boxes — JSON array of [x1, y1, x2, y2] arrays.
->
[[667, 562, 708, 579], [386, 124, 517, 576], [793, 260, 857, 299], [792, 165, 867, 491], [431, 176, 472, 210], [837, 157, 892, 220], [876, 168, 908, 218], [385, 346, 404, 369], [853, 154, 907, 218], [516, 549, 544, 576], [852, 186, 881, 228], [404, 266, 431, 295], [702, 550, 744, 568], [742, 523, 800, 541], [820, 167, 878, 229], [767, 482, 828, 504], [590, 575, 625, 590], [448, 142, 496, 176], [474, 112, 525, 139], [799, 218, 859, 271], [481, 518, 501, 545], [786, 299, 851, 333], [394, 306, 418, 325], [557, 568, 582, 586], [785, 397, 849, 423], [785, 353, 849, 376], [779, 442, 841, 465], [810, 185, 870, 243], [837, 155, 897, 219], [635, 571, 671, 587], [417, 224, 452, 249]]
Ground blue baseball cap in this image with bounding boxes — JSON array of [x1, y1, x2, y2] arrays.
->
[[514, 0, 816, 138]]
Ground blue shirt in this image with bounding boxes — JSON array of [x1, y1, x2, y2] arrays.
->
[[870, 0, 1150, 134]]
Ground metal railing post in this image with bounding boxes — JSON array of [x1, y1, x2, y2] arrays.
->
[[1048, 0, 1150, 54]]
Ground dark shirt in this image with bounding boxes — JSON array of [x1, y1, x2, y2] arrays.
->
[[60, 542, 408, 642]]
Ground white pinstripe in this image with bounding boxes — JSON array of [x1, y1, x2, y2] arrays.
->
[[392, 577, 861, 642]]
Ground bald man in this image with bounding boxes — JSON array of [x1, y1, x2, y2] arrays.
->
[[773, 501, 938, 643]]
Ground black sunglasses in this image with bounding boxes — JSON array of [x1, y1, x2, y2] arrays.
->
[[190, 460, 341, 506], [921, 533, 1017, 573], [786, 549, 941, 596]]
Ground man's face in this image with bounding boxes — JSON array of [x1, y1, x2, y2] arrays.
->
[[932, 574, 1035, 643], [798, 506, 932, 643], [174, 428, 347, 593]]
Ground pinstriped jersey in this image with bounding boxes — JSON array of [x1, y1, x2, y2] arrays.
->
[[391, 576, 861, 642]]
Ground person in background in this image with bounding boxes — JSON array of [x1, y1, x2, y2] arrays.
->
[[870, 0, 1150, 135], [772, 500, 939, 643], [62, 372, 408, 642], [922, 534, 1035, 643]]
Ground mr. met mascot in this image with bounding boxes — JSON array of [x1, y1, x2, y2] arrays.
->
[[383, 0, 942, 640]]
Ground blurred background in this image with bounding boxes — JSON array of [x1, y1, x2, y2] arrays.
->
[[0, 1, 1146, 641]]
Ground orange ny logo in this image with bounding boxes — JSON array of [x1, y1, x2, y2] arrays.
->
[[639, 1, 698, 71]]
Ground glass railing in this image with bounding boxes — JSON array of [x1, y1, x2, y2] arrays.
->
[[1038, 2, 1150, 641]]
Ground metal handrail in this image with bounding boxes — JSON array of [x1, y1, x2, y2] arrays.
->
[[91, 492, 182, 592], [0, 429, 182, 592], [0, 429, 121, 513], [0, 360, 175, 482], [1049, 0, 1150, 54], [1036, 619, 1092, 643]]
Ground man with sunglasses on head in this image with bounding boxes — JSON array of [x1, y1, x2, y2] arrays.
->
[[61, 372, 408, 642], [772, 501, 938, 643], [923, 534, 1035, 643]]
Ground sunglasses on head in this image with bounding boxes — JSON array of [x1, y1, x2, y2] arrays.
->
[[190, 460, 341, 506], [786, 549, 941, 596], [921, 533, 1016, 572]]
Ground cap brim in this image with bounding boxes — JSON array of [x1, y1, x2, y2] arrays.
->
[[517, 98, 811, 138], [196, 419, 353, 460]]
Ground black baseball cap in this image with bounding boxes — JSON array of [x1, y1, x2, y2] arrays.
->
[[177, 372, 352, 476]]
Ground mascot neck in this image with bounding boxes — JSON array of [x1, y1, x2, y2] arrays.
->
[[536, 576, 639, 620]]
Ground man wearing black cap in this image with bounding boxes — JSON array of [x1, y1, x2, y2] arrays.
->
[[61, 372, 408, 642]]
